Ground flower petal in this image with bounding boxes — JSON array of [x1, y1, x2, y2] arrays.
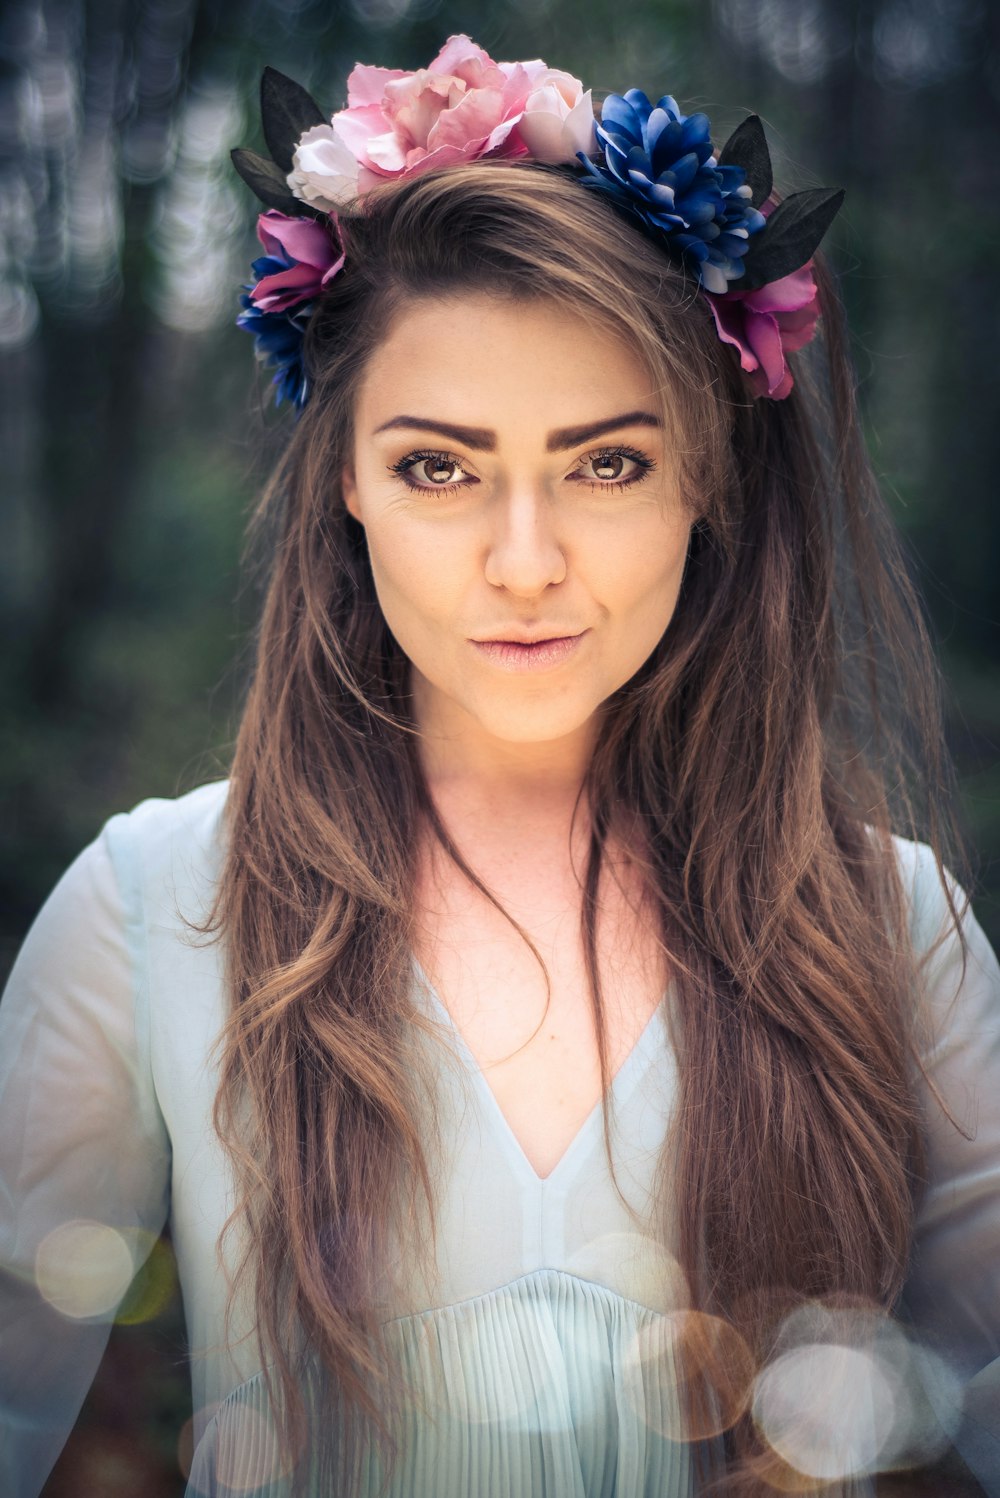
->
[[345, 64, 408, 109], [365, 127, 411, 171], [426, 85, 505, 151], [698, 260, 731, 294], [428, 33, 498, 74], [742, 307, 787, 393], [289, 123, 361, 209], [707, 296, 759, 372], [744, 263, 817, 314], [256, 210, 338, 271]]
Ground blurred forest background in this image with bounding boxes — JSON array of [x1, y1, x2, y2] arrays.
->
[[1, 0, 998, 1492]]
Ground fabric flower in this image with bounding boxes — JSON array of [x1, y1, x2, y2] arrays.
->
[[288, 34, 595, 211], [236, 210, 344, 409], [236, 294, 312, 409], [506, 60, 597, 164], [576, 89, 765, 293], [706, 262, 820, 399], [247, 210, 345, 313]]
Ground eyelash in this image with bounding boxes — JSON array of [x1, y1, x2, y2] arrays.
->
[[387, 445, 657, 495]]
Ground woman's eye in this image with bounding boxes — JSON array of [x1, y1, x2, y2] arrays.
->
[[389, 451, 474, 491], [576, 447, 655, 488], [592, 453, 629, 481]]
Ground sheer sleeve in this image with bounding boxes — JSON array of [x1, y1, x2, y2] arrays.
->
[[0, 819, 172, 1497], [899, 839, 1000, 1493]]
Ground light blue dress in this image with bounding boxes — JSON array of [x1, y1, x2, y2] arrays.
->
[[0, 781, 998, 1496]]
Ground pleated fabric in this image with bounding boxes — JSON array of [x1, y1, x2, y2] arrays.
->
[[185, 1266, 716, 1498]]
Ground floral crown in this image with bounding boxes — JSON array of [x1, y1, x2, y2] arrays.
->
[[233, 34, 843, 410]]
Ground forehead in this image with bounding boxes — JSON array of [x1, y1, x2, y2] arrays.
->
[[353, 291, 663, 435]]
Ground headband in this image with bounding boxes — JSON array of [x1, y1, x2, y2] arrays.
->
[[232, 35, 844, 410]]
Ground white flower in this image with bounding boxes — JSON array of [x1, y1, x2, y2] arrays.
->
[[288, 124, 360, 212], [518, 82, 597, 163]]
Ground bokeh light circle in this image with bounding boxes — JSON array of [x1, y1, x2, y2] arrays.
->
[[114, 1232, 178, 1324], [752, 1341, 897, 1479], [563, 1232, 690, 1314], [211, 1405, 297, 1493], [620, 1310, 755, 1442], [35, 1219, 134, 1319]]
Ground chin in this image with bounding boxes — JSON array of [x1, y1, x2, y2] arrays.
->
[[466, 696, 600, 744]]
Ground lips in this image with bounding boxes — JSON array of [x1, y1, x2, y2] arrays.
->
[[470, 633, 588, 671], [473, 630, 583, 644]]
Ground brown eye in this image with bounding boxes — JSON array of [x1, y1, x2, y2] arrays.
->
[[390, 451, 475, 491], [572, 446, 655, 490], [419, 457, 463, 485], [592, 453, 626, 480]]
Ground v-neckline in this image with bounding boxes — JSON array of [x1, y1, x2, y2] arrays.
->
[[410, 955, 669, 1187]]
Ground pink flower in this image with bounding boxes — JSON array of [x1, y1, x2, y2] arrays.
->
[[511, 59, 597, 164], [707, 263, 820, 400], [247, 210, 345, 313], [288, 34, 596, 211]]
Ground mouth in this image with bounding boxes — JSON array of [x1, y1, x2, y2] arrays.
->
[[470, 632, 588, 671]]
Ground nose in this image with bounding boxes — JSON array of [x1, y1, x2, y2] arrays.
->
[[483, 486, 567, 595]]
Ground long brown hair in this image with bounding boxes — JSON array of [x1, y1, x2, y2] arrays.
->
[[208, 161, 971, 1495]]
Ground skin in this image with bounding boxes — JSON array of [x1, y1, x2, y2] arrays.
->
[[341, 291, 695, 810], [343, 293, 686, 1135]]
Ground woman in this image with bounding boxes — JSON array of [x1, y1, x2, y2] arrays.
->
[[1, 35, 998, 1498]]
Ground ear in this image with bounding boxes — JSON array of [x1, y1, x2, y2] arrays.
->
[[341, 464, 362, 524]]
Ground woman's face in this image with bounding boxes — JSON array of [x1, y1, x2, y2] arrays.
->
[[342, 292, 694, 781]]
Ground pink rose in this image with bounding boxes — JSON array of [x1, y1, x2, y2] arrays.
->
[[508, 59, 597, 164], [707, 263, 821, 400], [288, 34, 596, 211], [248, 210, 345, 313]]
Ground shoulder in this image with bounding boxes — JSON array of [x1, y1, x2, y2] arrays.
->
[[888, 832, 963, 957], [99, 778, 231, 926], [103, 776, 230, 859], [887, 832, 1000, 1074]]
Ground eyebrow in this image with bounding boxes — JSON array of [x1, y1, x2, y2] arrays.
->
[[371, 410, 662, 453]]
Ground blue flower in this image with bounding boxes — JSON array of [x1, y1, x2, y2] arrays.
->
[[236, 288, 313, 411], [576, 89, 766, 293]]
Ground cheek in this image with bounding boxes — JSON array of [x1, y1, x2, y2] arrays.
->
[[362, 517, 465, 638], [594, 512, 692, 618]]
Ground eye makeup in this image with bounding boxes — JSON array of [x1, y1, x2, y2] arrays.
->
[[386, 443, 658, 496]]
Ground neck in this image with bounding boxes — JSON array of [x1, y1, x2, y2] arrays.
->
[[410, 671, 599, 810]]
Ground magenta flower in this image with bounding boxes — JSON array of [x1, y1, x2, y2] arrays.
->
[[707, 263, 820, 400], [288, 34, 595, 211], [247, 210, 345, 314]]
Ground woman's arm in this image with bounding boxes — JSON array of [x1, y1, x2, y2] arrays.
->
[[0, 823, 172, 1497]]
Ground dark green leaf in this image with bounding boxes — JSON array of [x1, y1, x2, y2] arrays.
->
[[738, 187, 845, 289], [230, 148, 302, 214], [718, 115, 772, 208], [261, 67, 327, 174]]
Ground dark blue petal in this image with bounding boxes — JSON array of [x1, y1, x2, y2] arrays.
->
[[674, 234, 709, 261], [654, 94, 681, 120], [680, 113, 712, 152], [236, 296, 313, 410], [601, 93, 644, 138], [250, 251, 293, 280], [663, 151, 702, 194], [715, 163, 748, 195], [644, 181, 678, 210], [716, 232, 752, 259], [596, 120, 634, 153], [622, 88, 655, 119], [648, 117, 687, 175], [646, 209, 686, 231]]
